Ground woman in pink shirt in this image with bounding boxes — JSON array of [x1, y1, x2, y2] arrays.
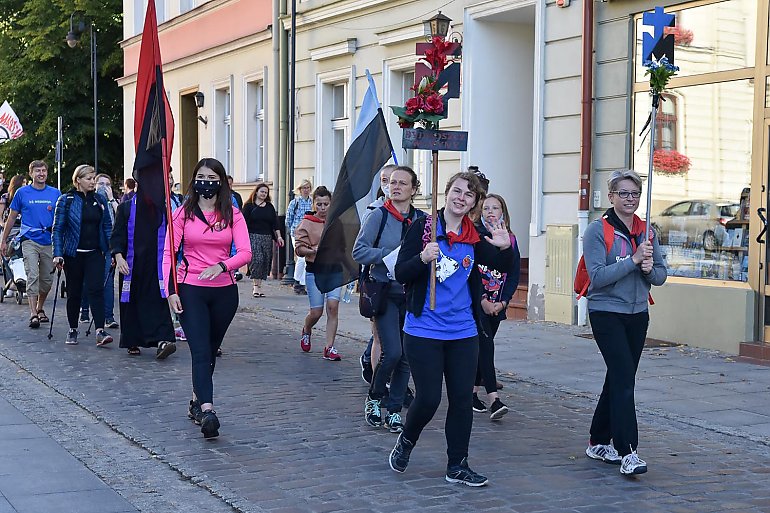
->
[[163, 158, 252, 439]]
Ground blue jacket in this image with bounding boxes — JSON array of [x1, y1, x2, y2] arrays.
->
[[52, 190, 112, 258]]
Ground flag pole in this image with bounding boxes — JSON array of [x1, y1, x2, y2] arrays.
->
[[430, 149, 438, 310], [161, 136, 179, 295], [645, 93, 659, 240]]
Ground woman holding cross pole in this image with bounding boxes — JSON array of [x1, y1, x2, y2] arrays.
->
[[389, 171, 512, 487]]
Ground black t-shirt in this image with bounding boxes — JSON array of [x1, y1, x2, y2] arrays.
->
[[242, 202, 277, 238], [78, 191, 102, 251]]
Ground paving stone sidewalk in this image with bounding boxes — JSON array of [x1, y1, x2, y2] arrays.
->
[[0, 282, 769, 512], [246, 279, 770, 445]]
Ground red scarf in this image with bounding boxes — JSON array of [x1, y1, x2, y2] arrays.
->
[[303, 213, 325, 224], [383, 199, 412, 225], [630, 214, 648, 240], [446, 215, 480, 247]]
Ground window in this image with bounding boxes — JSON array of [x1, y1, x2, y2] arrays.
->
[[316, 75, 350, 188], [331, 84, 348, 177], [246, 80, 265, 181], [180, 0, 194, 14], [215, 87, 232, 173], [632, 0, 755, 282], [392, 70, 430, 194]]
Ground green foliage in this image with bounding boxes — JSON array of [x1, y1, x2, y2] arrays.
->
[[0, 0, 123, 190]]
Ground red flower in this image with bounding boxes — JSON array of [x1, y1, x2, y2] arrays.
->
[[424, 94, 444, 114], [405, 96, 423, 116], [653, 149, 691, 175]]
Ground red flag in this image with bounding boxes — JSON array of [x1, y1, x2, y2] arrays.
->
[[132, 0, 178, 295]]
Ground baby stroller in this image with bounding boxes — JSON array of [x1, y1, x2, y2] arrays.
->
[[1, 236, 26, 305]]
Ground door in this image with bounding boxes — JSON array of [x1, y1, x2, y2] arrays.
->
[[756, 119, 770, 342], [180, 93, 199, 188]]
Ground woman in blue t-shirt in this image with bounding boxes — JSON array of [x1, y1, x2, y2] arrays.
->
[[390, 172, 513, 487]]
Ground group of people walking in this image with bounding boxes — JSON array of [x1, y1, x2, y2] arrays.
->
[[0, 157, 665, 483]]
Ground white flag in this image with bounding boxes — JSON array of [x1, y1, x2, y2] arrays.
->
[[0, 101, 24, 144]]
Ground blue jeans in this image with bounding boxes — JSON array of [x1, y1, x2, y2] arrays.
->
[[305, 272, 341, 309], [369, 291, 410, 414], [81, 253, 114, 320]]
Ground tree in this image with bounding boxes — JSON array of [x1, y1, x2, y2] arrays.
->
[[0, 0, 123, 190]]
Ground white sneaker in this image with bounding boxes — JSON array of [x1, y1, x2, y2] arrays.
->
[[620, 450, 647, 475], [585, 443, 621, 464]]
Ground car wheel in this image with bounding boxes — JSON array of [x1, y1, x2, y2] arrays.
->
[[703, 231, 717, 251]]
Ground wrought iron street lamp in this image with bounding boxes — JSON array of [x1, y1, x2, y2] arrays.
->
[[423, 11, 452, 40], [66, 12, 99, 174]]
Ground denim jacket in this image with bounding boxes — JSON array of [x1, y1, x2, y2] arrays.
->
[[52, 190, 112, 258]]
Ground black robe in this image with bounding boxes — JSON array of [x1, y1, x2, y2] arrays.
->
[[110, 195, 175, 348]]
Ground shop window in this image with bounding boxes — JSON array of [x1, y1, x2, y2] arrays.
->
[[633, 0, 756, 82], [633, 80, 752, 282]]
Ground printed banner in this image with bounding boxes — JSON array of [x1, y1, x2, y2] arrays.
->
[[0, 101, 23, 143]]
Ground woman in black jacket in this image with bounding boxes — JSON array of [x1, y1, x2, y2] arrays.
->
[[242, 183, 283, 297], [389, 172, 512, 487]]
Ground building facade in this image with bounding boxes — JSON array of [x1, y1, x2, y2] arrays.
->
[[122, 0, 770, 355]]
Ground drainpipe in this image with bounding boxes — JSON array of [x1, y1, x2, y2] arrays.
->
[[577, 0, 594, 327], [272, 0, 284, 212]]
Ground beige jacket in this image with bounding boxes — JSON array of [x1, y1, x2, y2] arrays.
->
[[293, 214, 325, 263]]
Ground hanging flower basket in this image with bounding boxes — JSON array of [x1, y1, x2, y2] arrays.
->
[[667, 26, 694, 46], [653, 149, 691, 176]]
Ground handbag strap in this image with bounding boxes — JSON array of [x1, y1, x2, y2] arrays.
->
[[361, 207, 390, 281]]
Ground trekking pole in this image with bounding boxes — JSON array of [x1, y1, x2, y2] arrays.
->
[[47, 269, 62, 340], [86, 265, 116, 336]]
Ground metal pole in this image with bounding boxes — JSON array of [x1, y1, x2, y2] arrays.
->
[[91, 23, 98, 174], [282, 0, 298, 286], [645, 94, 658, 240], [429, 149, 438, 310], [56, 116, 63, 191]]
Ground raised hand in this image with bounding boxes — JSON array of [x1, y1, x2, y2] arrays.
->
[[485, 221, 511, 249]]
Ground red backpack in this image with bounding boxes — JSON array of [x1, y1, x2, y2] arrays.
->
[[573, 216, 654, 304]]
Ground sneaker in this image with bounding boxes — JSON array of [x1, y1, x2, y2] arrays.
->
[[620, 450, 647, 475], [300, 329, 311, 352], [389, 433, 414, 473], [65, 329, 78, 345], [105, 318, 119, 329], [200, 410, 220, 439], [95, 329, 113, 346], [79, 312, 90, 323], [403, 387, 414, 409], [585, 443, 622, 465], [472, 393, 487, 413], [489, 398, 509, 421], [360, 354, 373, 384], [188, 400, 203, 425], [156, 341, 177, 360], [384, 412, 404, 433], [446, 458, 488, 487], [365, 396, 382, 427], [174, 327, 187, 341], [323, 346, 341, 361]]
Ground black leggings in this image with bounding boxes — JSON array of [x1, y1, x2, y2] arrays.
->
[[588, 310, 649, 456], [475, 317, 501, 394], [179, 283, 239, 405], [64, 251, 105, 330], [402, 334, 478, 466]]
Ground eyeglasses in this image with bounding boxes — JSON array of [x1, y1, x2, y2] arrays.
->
[[612, 190, 642, 199]]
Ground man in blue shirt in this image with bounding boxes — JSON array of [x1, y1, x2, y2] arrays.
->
[[0, 160, 61, 328]]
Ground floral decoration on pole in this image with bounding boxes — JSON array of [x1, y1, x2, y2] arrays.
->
[[390, 37, 456, 130], [644, 56, 679, 103]]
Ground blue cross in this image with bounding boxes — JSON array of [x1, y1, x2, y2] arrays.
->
[[642, 6, 675, 62]]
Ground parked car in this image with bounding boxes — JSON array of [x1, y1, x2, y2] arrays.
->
[[651, 200, 739, 251]]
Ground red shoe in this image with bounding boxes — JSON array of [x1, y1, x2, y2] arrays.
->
[[300, 329, 311, 352], [323, 346, 341, 361]]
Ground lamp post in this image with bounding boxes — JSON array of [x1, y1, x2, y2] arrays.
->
[[423, 11, 452, 40], [282, 0, 298, 287], [66, 13, 98, 174]]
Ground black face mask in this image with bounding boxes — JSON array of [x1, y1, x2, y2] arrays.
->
[[193, 179, 221, 199]]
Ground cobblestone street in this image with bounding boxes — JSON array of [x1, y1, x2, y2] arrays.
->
[[0, 281, 769, 512]]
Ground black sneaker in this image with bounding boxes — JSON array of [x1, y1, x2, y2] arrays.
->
[[65, 329, 78, 345], [200, 410, 220, 439], [489, 398, 509, 421], [445, 458, 488, 487], [365, 396, 382, 427], [156, 341, 177, 360], [403, 387, 414, 409], [384, 412, 404, 433], [188, 400, 203, 425], [105, 318, 119, 329], [472, 393, 487, 413], [360, 354, 373, 384], [389, 433, 414, 473], [95, 329, 113, 347]]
